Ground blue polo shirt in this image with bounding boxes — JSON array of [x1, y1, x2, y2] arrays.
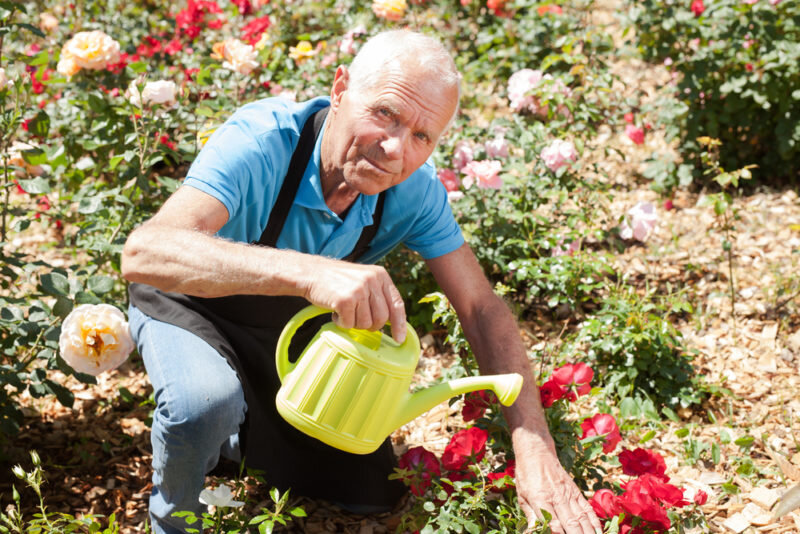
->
[[183, 96, 464, 264]]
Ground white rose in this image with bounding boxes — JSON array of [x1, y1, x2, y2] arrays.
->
[[60, 30, 120, 72], [126, 79, 177, 108], [58, 304, 134, 376], [619, 201, 659, 242]]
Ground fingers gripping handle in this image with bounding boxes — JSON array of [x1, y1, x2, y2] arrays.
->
[[275, 305, 330, 382]]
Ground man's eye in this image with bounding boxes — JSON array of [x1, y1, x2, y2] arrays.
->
[[378, 108, 392, 117], [415, 132, 429, 142]]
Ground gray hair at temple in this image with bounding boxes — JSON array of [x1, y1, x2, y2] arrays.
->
[[347, 30, 462, 130]]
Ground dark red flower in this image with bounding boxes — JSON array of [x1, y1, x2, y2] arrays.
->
[[241, 15, 271, 45], [539, 379, 565, 407], [690, 0, 704, 16], [580, 413, 621, 453], [487, 459, 515, 492], [398, 446, 440, 496], [442, 427, 488, 471], [589, 488, 622, 519], [462, 390, 496, 422], [693, 490, 708, 505], [551, 363, 593, 401], [663, 199, 674, 211], [619, 448, 668, 480], [745, 63, 754, 72]]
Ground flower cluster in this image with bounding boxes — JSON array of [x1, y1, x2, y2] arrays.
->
[[507, 68, 571, 118], [539, 362, 593, 407], [590, 448, 692, 533], [397, 426, 515, 498], [58, 304, 135, 376], [57, 30, 121, 78]]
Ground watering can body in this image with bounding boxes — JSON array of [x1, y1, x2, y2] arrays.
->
[[275, 305, 523, 455]]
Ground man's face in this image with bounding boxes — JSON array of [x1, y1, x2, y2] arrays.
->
[[323, 65, 458, 197]]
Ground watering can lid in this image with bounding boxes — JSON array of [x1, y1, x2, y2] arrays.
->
[[320, 323, 420, 377]]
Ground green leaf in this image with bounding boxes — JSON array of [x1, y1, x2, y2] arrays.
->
[[21, 144, 48, 165], [13, 22, 44, 37], [75, 291, 102, 305], [639, 430, 656, 443], [712, 442, 721, 464], [53, 296, 73, 318], [289, 507, 306, 518], [735, 435, 755, 449], [16, 177, 50, 194], [40, 272, 70, 297], [88, 275, 115, 295], [662, 406, 679, 422], [675, 428, 689, 438], [47, 380, 75, 407]]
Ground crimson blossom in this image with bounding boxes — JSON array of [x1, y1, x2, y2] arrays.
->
[[618, 448, 668, 480], [580, 413, 621, 453], [398, 446, 440, 496], [551, 362, 593, 401], [461, 390, 496, 422], [539, 379, 566, 407], [441, 427, 488, 470]]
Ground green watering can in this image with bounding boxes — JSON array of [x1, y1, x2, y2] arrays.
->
[[275, 305, 524, 455]]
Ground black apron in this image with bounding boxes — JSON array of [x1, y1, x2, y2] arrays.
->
[[129, 107, 406, 507]]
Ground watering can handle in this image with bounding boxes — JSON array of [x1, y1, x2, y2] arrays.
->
[[275, 305, 331, 382]]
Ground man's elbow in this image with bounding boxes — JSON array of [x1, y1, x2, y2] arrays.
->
[[120, 228, 151, 283]]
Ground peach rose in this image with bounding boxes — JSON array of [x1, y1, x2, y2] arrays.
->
[[58, 304, 134, 376], [212, 39, 259, 75], [58, 31, 120, 76], [39, 13, 59, 33]]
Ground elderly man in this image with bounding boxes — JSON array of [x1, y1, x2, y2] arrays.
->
[[121, 30, 601, 534]]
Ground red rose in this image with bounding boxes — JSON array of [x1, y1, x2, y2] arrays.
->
[[487, 459, 516, 492], [618, 448, 668, 480], [462, 390, 496, 422], [625, 124, 645, 145], [241, 15, 271, 45], [232, 0, 252, 15], [398, 446, 441, 496], [551, 363, 593, 401], [589, 488, 622, 519], [693, 490, 708, 505], [663, 199, 674, 211], [690, 0, 704, 16], [539, 379, 565, 408], [580, 413, 621, 453], [622, 474, 688, 508], [624, 112, 635, 123], [137, 36, 163, 58], [442, 427, 488, 471], [618, 487, 671, 531]]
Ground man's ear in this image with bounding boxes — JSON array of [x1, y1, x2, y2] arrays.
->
[[330, 65, 349, 110]]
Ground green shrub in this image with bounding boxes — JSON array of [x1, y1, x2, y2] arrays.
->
[[627, 0, 800, 185], [563, 285, 704, 409]]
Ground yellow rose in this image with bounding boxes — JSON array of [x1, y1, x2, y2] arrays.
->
[[59, 30, 120, 75], [371, 0, 407, 21], [288, 41, 316, 65], [58, 304, 134, 376]]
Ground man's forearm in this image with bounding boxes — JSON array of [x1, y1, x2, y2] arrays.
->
[[459, 295, 555, 450], [121, 223, 311, 298]]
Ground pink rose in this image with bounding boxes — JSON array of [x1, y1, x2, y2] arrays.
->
[[461, 160, 503, 189], [619, 201, 658, 242], [485, 136, 509, 158], [625, 124, 645, 145], [507, 68, 544, 113], [452, 140, 474, 171], [540, 139, 577, 171]]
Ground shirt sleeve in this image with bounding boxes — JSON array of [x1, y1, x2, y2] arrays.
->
[[401, 162, 465, 260]]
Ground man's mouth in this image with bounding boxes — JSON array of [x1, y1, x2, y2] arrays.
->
[[362, 155, 400, 175]]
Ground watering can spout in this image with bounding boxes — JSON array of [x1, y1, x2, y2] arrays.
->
[[393, 373, 524, 430]]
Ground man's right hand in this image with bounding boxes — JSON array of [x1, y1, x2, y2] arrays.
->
[[301, 259, 407, 343]]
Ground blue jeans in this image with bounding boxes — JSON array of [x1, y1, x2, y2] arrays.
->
[[128, 305, 247, 534]]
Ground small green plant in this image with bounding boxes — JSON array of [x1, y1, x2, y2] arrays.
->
[[695, 136, 755, 332], [1, 450, 119, 533]]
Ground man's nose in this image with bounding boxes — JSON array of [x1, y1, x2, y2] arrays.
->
[[380, 130, 405, 159]]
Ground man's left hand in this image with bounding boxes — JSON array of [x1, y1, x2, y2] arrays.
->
[[515, 447, 602, 534]]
